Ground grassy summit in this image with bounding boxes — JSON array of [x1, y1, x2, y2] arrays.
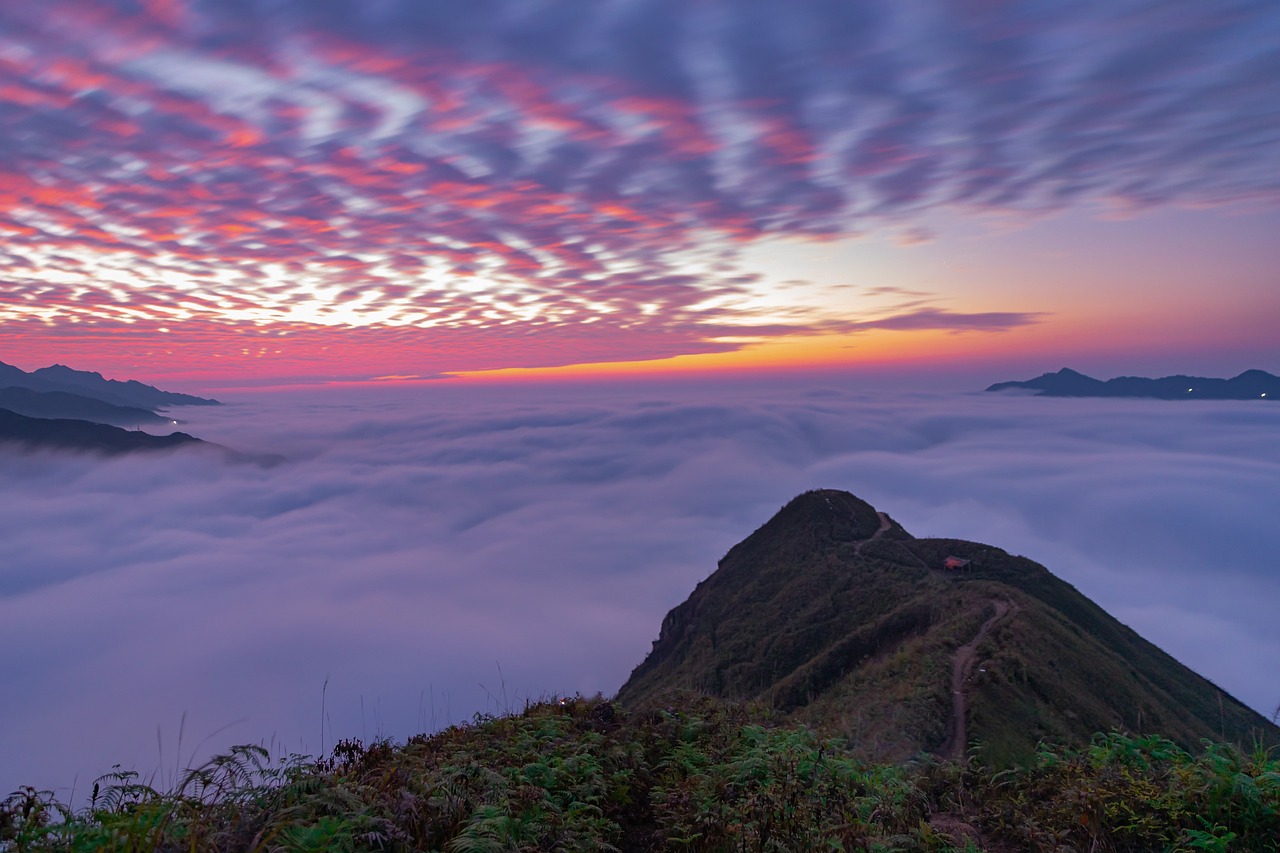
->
[[618, 490, 1276, 766]]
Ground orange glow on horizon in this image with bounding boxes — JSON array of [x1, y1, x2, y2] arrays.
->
[[449, 326, 1057, 383]]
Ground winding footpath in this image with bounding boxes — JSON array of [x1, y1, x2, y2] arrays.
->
[[854, 511, 892, 555], [940, 598, 1019, 760], [845, 506, 1018, 761]]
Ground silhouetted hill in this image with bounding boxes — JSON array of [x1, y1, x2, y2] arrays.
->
[[0, 386, 169, 427], [987, 367, 1280, 399], [617, 490, 1276, 766], [0, 360, 219, 409], [0, 360, 29, 387], [0, 408, 206, 455]]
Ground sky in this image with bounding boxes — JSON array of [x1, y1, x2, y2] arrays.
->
[[1, 0, 1278, 386], [2, 381, 1279, 798]]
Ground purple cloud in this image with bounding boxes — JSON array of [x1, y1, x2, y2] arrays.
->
[[846, 308, 1047, 333], [1, 380, 1278, 799]]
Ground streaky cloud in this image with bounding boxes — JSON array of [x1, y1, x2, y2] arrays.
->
[[0, 1, 1275, 374], [846, 308, 1046, 333]]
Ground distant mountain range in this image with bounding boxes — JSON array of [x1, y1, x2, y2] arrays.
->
[[0, 407, 207, 455], [618, 490, 1276, 765], [987, 367, 1279, 400], [0, 360, 219, 410], [0, 360, 241, 457], [0, 386, 171, 427]]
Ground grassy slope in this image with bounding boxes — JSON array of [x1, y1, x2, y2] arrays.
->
[[618, 490, 1277, 766]]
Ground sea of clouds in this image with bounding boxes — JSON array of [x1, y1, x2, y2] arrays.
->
[[3, 376, 1278, 797]]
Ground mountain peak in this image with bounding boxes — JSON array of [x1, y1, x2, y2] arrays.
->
[[38, 363, 104, 380], [713, 490, 910, 582], [764, 489, 886, 538], [11, 361, 220, 407], [618, 491, 1276, 765]]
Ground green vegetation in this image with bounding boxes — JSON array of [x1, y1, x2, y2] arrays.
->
[[619, 490, 1277, 765], [5, 695, 1279, 852]]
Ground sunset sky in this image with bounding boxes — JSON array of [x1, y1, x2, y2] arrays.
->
[[2, 0, 1277, 387], [5, 0, 1280, 798]]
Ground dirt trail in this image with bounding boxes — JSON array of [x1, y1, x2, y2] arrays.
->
[[941, 598, 1018, 760], [854, 511, 892, 555]]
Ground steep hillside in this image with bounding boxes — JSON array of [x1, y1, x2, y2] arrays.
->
[[617, 490, 1276, 765]]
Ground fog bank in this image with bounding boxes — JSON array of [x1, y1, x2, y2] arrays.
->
[[3, 379, 1277, 797]]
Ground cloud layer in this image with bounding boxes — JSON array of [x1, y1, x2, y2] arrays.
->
[[2, 1, 1277, 375], [2, 379, 1278, 797]]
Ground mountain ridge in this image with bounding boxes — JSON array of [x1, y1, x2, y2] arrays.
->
[[0, 407, 207, 455], [987, 367, 1280, 399], [0, 386, 170, 427], [618, 489, 1276, 766], [0, 360, 220, 409]]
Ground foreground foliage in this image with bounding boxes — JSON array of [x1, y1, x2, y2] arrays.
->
[[4, 695, 1278, 852]]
